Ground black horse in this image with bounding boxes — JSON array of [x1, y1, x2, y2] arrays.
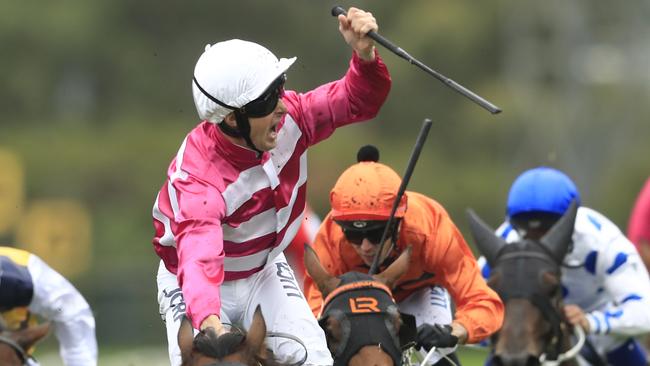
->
[[466, 202, 585, 366]]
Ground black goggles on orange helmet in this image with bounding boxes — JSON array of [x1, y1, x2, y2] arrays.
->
[[239, 73, 286, 118], [335, 219, 400, 245]]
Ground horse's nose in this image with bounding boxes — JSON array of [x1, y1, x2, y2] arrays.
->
[[493, 353, 540, 366]]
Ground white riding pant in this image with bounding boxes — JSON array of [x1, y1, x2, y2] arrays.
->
[[157, 253, 333, 366], [399, 285, 456, 364]]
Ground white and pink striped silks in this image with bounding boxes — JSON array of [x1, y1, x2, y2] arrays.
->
[[152, 52, 390, 328]]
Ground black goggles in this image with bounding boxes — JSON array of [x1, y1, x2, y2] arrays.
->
[[240, 73, 286, 118], [336, 220, 399, 245], [510, 211, 562, 237]]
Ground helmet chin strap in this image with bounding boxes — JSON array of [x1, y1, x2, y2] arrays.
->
[[219, 111, 263, 158]]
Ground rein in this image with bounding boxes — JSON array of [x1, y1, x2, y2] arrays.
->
[[539, 326, 585, 366], [265, 331, 308, 366], [219, 322, 308, 366], [0, 334, 28, 365]]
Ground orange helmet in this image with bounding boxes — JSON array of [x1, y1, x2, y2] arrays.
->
[[330, 145, 407, 221]]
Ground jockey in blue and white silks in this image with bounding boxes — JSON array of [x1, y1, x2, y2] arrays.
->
[[0, 246, 97, 366], [480, 167, 650, 366]]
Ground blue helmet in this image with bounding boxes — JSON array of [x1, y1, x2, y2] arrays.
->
[[507, 167, 581, 218]]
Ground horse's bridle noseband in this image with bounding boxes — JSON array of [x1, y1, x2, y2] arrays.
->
[[0, 334, 29, 365]]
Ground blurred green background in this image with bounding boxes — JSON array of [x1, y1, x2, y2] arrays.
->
[[1, 0, 649, 363]]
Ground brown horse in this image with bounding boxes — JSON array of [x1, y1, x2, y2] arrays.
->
[[178, 305, 280, 366], [0, 317, 50, 366], [467, 202, 584, 366], [304, 244, 413, 366]]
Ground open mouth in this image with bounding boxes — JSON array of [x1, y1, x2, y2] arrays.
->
[[268, 123, 279, 140]]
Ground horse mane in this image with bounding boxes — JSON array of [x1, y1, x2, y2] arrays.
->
[[193, 328, 247, 358]]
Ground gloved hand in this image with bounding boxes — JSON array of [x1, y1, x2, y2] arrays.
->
[[416, 324, 459, 350]]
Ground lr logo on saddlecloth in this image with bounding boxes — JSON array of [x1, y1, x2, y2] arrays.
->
[[349, 297, 380, 313]]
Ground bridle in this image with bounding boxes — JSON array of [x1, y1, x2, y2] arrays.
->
[[491, 244, 585, 366], [319, 280, 404, 366], [539, 327, 585, 366], [0, 334, 29, 365]]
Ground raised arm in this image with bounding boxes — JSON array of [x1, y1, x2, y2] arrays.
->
[[282, 8, 391, 147]]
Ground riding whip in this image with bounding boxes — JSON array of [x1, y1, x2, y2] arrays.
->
[[332, 6, 502, 115], [369, 118, 433, 275]]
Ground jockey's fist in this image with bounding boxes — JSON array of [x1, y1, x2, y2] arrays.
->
[[563, 304, 591, 332], [416, 324, 459, 350], [201, 314, 227, 336], [337, 7, 377, 61]]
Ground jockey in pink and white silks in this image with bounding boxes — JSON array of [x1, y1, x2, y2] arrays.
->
[[152, 8, 391, 366], [481, 167, 650, 366], [0, 246, 97, 366]]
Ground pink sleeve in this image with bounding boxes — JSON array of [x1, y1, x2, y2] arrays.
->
[[628, 178, 650, 248], [173, 177, 227, 329], [284, 50, 391, 146]]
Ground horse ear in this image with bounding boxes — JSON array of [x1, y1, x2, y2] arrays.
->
[[324, 316, 343, 353], [540, 200, 578, 263], [15, 322, 50, 351], [374, 245, 412, 288], [466, 208, 506, 266], [177, 316, 195, 363], [304, 244, 341, 297], [247, 305, 267, 356]]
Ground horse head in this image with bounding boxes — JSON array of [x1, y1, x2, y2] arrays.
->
[[0, 316, 50, 366], [467, 202, 580, 366], [178, 305, 277, 366], [304, 244, 413, 366]]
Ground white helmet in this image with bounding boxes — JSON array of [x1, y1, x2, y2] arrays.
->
[[192, 39, 297, 123]]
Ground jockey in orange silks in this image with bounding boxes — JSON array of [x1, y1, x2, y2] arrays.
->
[[303, 145, 504, 364]]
